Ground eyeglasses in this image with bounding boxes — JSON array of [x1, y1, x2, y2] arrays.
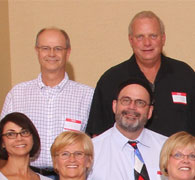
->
[[37, 46, 68, 53], [118, 97, 150, 108], [171, 152, 195, 161], [56, 151, 86, 160], [1, 129, 31, 139]]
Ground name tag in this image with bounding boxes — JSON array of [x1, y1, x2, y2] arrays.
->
[[64, 118, 82, 131], [172, 92, 187, 104]]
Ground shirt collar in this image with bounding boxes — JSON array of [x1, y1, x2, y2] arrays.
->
[[37, 72, 69, 90], [112, 124, 150, 150]]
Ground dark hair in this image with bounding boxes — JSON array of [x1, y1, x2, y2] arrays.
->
[[114, 78, 154, 105], [0, 112, 40, 160]]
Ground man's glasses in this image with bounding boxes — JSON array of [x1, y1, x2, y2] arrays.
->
[[118, 96, 150, 108], [56, 151, 86, 160], [171, 152, 195, 161], [37, 46, 68, 54], [1, 129, 31, 139]]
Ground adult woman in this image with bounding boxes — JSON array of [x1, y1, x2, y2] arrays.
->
[[51, 131, 93, 180], [160, 131, 195, 180], [0, 112, 51, 180]]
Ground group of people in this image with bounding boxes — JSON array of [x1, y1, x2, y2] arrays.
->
[[0, 10, 194, 180]]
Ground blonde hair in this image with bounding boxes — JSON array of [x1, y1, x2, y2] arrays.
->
[[160, 131, 195, 176], [51, 131, 94, 174], [128, 11, 165, 35]]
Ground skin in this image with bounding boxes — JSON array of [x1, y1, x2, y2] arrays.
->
[[167, 146, 195, 180], [129, 17, 166, 67], [2, 122, 33, 158], [35, 29, 71, 86], [54, 142, 91, 180], [0, 122, 39, 180], [112, 84, 153, 140]]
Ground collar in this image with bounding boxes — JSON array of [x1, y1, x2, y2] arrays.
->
[[112, 124, 150, 150], [37, 72, 69, 90]]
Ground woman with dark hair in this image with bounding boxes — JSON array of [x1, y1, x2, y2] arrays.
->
[[0, 112, 51, 180]]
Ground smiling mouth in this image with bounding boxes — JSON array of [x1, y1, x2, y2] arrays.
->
[[15, 144, 26, 148], [66, 165, 78, 168], [179, 167, 191, 171]]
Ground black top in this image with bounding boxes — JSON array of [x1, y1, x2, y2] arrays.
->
[[86, 54, 195, 136]]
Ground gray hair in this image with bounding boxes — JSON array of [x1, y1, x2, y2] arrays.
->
[[128, 11, 165, 35]]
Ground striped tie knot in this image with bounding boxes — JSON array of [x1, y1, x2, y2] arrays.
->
[[129, 141, 138, 149]]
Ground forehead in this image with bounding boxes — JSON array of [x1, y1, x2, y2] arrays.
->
[[118, 84, 150, 100], [132, 17, 161, 34], [59, 142, 84, 152], [3, 122, 22, 132], [37, 29, 66, 46], [172, 145, 195, 153]]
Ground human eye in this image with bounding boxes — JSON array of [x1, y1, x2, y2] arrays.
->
[[189, 154, 195, 161], [61, 151, 70, 158], [135, 99, 146, 107], [121, 97, 131, 105], [21, 129, 30, 136], [74, 151, 84, 159], [41, 46, 50, 51], [6, 132, 16, 138], [173, 152, 183, 159], [54, 46, 63, 52], [150, 34, 158, 40], [135, 35, 144, 41]]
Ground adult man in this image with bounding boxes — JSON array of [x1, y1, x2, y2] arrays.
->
[[86, 11, 195, 137], [1, 28, 94, 176], [87, 78, 167, 180]]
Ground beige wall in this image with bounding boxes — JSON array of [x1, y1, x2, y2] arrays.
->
[[0, 0, 11, 111], [1, 0, 195, 110]]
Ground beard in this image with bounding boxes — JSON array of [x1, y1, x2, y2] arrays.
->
[[115, 109, 148, 132]]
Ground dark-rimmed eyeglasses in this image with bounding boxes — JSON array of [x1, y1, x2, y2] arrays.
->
[[56, 151, 86, 160], [118, 96, 150, 108], [1, 129, 31, 139], [36, 46, 68, 53], [171, 152, 195, 161]]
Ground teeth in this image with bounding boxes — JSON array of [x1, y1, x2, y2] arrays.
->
[[15, 144, 25, 148], [67, 165, 78, 168], [179, 167, 190, 171]]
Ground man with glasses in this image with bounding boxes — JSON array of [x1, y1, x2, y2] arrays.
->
[[86, 10, 195, 137], [87, 78, 167, 180], [1, 27, 94, 179]]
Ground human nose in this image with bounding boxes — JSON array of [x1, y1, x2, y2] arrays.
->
[[69, 153, 76, 162], [128, 100, 137, 109], [143, 37, 151, 46], [48, 48, 55, 56]]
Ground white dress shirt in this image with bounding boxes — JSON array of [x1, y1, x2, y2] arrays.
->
[[88, 124, 167, 180]]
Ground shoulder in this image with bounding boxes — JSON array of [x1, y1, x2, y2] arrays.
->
[[66, 80, 94, 92], [163, 55, 194, 73], [92, 128, 113, 145], [10, 78, 37, 90], [144, 128, 168, 144]]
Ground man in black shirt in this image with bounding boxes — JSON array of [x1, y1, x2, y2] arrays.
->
[[86, 11, 195, 137]]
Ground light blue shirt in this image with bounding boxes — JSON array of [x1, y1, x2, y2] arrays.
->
[[88, 124, 167, 180]]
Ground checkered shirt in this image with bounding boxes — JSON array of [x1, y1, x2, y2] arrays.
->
[[1, 73, 94, 167]]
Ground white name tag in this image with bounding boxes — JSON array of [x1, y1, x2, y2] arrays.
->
[[172, 92, 187, 104], [64, 118, 82, 131]]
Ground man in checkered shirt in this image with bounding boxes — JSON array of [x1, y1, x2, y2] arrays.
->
[[0, 27, 94, 179]]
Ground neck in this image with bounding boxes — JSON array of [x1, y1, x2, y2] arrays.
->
[[41, 70, 65, 87], [60, 175, 86, 180], [116, 124, 143, 140], [136, 58, 161, 84], [1, 155, 30, 175]]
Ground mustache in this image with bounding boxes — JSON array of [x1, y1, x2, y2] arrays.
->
[[121, 110, 140, 117]]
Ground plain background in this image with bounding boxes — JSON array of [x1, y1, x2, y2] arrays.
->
[[0, 0, 195, 111]]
